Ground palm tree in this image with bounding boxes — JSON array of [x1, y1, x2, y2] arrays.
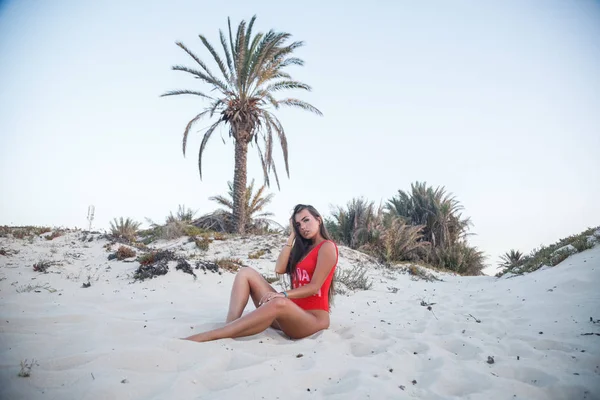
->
[[386, 182, 471, 249], [207, 179, 279, 233], [161, 16, 322, 234], [326, 198, 378, 249], [498, 249, 524, 270]]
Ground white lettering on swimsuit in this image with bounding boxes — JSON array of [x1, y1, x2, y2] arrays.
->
[[294, 268, 322, 297]]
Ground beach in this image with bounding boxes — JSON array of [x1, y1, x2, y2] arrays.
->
[[1, 230, 599, 399]]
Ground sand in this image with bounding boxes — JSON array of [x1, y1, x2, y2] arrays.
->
[[1, 230, 599, 399]]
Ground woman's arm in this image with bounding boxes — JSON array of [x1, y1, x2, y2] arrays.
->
[[274, 229, 295, 274]]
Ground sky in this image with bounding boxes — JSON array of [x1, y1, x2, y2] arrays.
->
[[1, 0, 599, 274]]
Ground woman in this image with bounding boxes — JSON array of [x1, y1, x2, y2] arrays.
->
[[184, 204, 338, 342]]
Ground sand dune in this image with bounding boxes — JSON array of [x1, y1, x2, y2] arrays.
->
[[1, 231, 599, 399]]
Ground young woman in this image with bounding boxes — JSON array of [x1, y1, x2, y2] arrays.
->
[[183, 204, 338, 342]]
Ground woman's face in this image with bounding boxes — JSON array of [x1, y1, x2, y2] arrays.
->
[[294, 209, 321, 240]]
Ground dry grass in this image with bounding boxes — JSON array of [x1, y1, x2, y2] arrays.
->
[[0, 226, 52, 239], [248, 249, 267, 259], [16, 283, 56, 293], [195, 236, 212, 251], [18, 359, 38, 377], [215, 257, 245, 272], [404, 264, 441, 282], [45, 231, 63, 240], [213, 232, 227, 241], [33, 260, 58, 273], [336, 265, 372, 291], [116, 246, 136, 260]]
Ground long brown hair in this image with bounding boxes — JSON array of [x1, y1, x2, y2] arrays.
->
[[286, 204, 336, 308]]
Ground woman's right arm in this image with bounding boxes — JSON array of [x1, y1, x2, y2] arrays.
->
[[275, 229, 295, 274]]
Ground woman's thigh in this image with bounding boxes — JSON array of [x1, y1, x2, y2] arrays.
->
[[239, 267, 288, 330], [241, 267, 278, 308], [272, 299, 329, 339]]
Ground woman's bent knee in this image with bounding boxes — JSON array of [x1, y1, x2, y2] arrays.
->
[[237, 266, 258, 278], [266, 297, 289, 314]]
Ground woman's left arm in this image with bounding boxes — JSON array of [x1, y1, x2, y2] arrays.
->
[[284, 241, 337, 299]]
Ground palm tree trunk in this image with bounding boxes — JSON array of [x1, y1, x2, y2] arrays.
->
[[232, 138, 248, 234]]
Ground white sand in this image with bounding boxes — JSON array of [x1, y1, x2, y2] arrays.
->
[[1, 231, 599, 399]]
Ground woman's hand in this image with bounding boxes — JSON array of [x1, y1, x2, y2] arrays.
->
[[259, 292, 286, 306], [288, 217, 296, 242]]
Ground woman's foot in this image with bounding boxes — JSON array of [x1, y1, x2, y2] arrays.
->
[[182, 332, 214, 342]]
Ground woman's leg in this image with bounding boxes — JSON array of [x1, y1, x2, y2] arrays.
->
[[226, 267, 277, 323], [184, 298, 329, 342]]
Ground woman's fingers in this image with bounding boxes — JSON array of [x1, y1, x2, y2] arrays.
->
[[259, 292, 275, 306]]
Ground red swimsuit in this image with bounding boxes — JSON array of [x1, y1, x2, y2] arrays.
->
[[290, 240, 338, 312]]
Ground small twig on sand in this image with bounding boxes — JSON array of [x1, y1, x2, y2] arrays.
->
[[428, 306, 438, 320], [581, 332, 600, 336], [91, 372, 95, 380], [468, 314, 482, 323]]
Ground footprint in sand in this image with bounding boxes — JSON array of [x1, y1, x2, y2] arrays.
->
[[335, 326, 355, 340], [428, 368, 491, 397], [498, 366, 557, 387], [44, 353, 98, 371], [349, 341, 389, 357], [321, 369, 362, 396], [438, 338, 483, 360], [226, 352, 269, 371]]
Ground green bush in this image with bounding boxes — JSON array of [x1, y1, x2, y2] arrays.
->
[[110, 217, 141, 241]]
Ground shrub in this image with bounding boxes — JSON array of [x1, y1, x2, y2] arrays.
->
[[326, 197, 379, 249], [33, 260, 55, 273], [183, 225, 203, 237], [362, 218, 429, 264], [336, 265, 372, 291], [1, 226, 52, 239], [248, 249, 266, 259], [45, 231, 63, 241], [403, 264, 441, 282], [116, 246, 136, 260], [550, 250, 571, 266], [195, 236, 212, 251], [498, 226, 600, 276], [215, 257, 245, 272], [166, 205, 196, 223], [138, 227, 162, 244], [572, 236, 594, 252], [18, 359, 38, 378], [428, 242, 486, 275], [160, 220, 187, 240], [137, 250, 175, 266], [109, 217, 141, 241]]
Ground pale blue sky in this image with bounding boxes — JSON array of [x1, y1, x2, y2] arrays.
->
[[1, 0, 599, 274]]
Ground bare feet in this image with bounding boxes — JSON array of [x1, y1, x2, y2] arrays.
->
[[182, 332, 213, 342]]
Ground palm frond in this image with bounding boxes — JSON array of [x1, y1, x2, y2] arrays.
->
[[278, 98, 323, 115], [266, 81, 311, 92], [172, 65, 231, 95], [182, 110, 210, 156], [161, 90, 214, 100], [198, 34, 231, 85], [219, 29, 234, 80], [198, 120, 222, 179]]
